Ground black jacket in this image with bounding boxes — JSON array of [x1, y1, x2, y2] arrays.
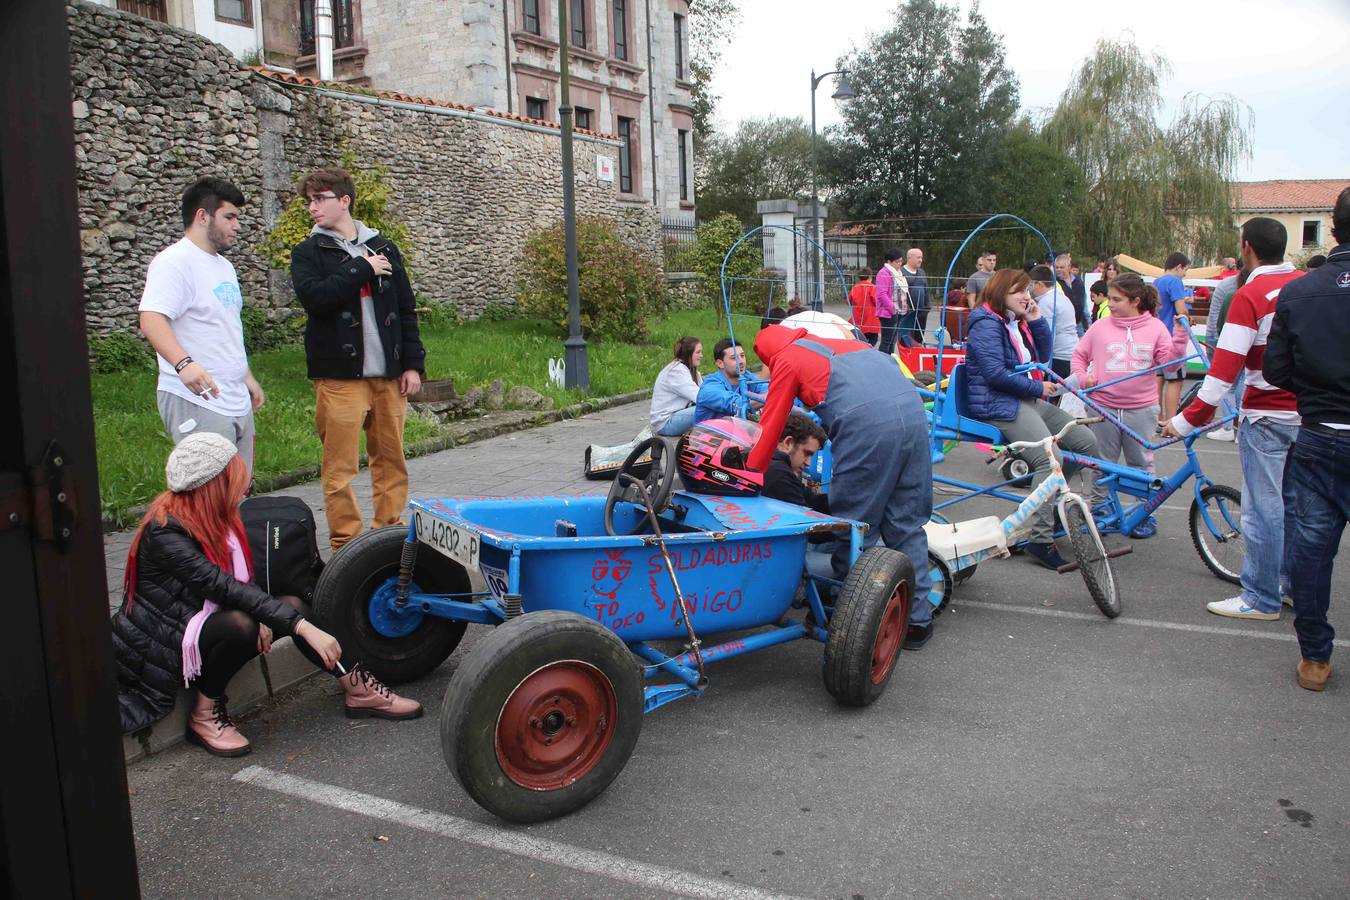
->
[[1264, 244, 1350, 427], [290, 232, 426, 379], [110, 519, 302, 734], [762, 450, 829, 514]]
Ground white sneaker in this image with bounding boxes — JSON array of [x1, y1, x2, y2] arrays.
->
[[1205, 426, 1236, 442], [1206, 596, 1279, 621]]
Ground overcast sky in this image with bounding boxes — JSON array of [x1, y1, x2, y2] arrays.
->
[[707, 0, 1350, 181]]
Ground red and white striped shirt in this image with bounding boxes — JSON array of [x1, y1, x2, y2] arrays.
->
[[1170, 262, 1302, 435]]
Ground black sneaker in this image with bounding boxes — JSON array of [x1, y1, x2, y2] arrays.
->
[[1025, 541, 1070, 570], [903, 622, 933, 650]]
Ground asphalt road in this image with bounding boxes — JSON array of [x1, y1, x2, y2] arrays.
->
[[125, 403, 1350, 899]]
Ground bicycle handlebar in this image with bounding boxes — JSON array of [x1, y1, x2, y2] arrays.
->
[[1003, 417, 1101, 454]]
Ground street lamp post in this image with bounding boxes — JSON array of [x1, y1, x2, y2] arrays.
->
[[559, 1, 589, 390], [808, 68, 855, 310]]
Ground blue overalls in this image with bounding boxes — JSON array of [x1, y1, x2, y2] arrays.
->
[[797, 339, 933, 626]]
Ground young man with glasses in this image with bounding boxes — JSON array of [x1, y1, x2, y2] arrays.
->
[[290, 167, 426, 552]]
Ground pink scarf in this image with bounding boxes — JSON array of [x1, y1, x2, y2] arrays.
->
[[181, 532, 249, 686]]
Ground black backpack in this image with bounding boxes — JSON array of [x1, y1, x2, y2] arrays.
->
[[239, 496, 325, 603]]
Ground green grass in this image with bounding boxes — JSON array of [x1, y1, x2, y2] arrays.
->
[[94, 307, 759, 525]]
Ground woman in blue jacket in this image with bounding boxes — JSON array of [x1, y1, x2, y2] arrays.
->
[[963, 268, 1097, 569]]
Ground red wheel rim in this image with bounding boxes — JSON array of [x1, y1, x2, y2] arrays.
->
[[870, 581, 910, 685], [495, 660, 618, 791]]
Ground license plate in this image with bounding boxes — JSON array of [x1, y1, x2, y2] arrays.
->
[[414, 510, 480, 570]]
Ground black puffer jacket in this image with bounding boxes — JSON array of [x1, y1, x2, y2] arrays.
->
[[290, 232, 426, 380], [111, 519, 302, 734]]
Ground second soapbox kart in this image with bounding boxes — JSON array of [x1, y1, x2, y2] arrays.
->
[[313, 418, 916, 823]]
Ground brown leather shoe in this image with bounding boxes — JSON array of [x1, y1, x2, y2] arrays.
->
[[186, 693, 252, 757], [1297, 659, 1331, 692], [342, 664, 423, 720]]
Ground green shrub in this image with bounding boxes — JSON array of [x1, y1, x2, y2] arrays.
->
[[692, 213, 772, 315], [416, 298, 461, 329], [242, 305, 305, 353], [263, 147, 414, 278], [478, 301, 518, 322], [517, 217, 664, 342], [89, 331, 154, 374]]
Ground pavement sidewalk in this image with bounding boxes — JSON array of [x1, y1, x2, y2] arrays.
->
[[112, 399, 653, 762]]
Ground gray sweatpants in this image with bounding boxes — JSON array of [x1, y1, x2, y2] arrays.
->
[[157, 390, 256, 478], [1087, 404, 1157, 504], [987, 398, 1097, 543]]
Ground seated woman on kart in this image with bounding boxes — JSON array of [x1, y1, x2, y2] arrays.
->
[[1071, 273, 1189, 525], [650, 335, 703, 436], [112, 433, 421, 758], [964, 268, 1098, 570]]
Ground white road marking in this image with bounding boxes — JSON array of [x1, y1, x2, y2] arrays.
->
[[232, 766, 807, 900], [956, 599, 1350, 648]]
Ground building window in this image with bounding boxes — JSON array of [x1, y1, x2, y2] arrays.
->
[[575, 106, 593, 130], [678, 129, 690, 202], [612, 0, 628, 61], [618, 116, 634, 193], [674, 14, 686, 79], [1303, 219, 1322, 248], [522, 0, 540, 34], [571, 0, 587, 48], [300, 0, 355, 55], [216, 0, 251, 25], [116, 0, 167, 22], [526, 96, 549, 121]]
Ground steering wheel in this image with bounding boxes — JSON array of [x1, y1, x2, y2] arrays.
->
[[603, 437, 677, 536]]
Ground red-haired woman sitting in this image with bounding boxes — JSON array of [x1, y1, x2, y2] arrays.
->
[[112, 432, 420, 757]]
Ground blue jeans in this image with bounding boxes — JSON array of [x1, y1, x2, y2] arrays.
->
[[1283, 427, 1350, 661], [655, 406, 697, 436], [1236, 418, 1299, 612], [876, 316, 897, 355]]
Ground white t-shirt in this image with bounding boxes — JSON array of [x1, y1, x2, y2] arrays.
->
[[1044, 286, 1080, 360], [139, 237, 251, 416]]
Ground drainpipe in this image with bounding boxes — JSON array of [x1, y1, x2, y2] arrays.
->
[[645, 0, 658, 207], [315, 0, 334, 81], [501, 0, 513, 112]]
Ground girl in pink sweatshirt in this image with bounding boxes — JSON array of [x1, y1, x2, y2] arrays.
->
[[1070, 274, 1188, 502]]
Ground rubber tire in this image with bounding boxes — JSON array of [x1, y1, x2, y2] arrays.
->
[[313, 525, 469, 685], [1063, 500, 1121, 618], [913, 370, 938, 387], [440, 611, 644, 823], [604, 437, 676, 536], [927, 551, 953, 616], [823, 547, 915, 707], [999, 456, 1032, 486], [1190, 483, 1243, 585]]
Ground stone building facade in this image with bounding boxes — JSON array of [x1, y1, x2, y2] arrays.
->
[[95, 0, 697, 222], [68, 0, 661, 334]]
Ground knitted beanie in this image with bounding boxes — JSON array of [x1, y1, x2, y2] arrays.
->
[[165, 432, 238, 493]]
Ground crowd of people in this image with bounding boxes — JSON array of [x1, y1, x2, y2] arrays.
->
[[109, 173, 1349, 760], [652, 189, 1350, 692]]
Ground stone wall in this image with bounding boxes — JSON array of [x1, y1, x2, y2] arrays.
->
[[67, 0, 663, 334]]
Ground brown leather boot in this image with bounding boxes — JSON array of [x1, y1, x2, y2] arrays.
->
[[186, 693, 252, 757], [1297, 659, 1331, 692], [342, 664, 423, 720]]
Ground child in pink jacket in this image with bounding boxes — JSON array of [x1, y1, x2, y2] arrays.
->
[[1071, 274, 1188, 505]]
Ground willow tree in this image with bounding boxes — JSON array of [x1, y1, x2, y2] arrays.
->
[[1042, 38, 1252, 262]]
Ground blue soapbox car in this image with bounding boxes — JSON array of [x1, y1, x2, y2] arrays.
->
[[313, 419, 916, 822]]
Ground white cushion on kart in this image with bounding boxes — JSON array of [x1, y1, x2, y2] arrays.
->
[[924, 517, 1008, 562], [782, 310, 859, 341]]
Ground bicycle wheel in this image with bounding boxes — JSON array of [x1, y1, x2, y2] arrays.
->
[[1189, 483, 1243, 585], [927, 551, 953, 615], [1063, 499, 1121, 618], [929, 512, 977, 584]]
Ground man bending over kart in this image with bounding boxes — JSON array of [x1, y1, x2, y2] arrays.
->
[[749, 324, 935, 650]]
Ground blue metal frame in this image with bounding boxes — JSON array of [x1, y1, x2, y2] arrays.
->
[[382, 496, 864, 716]]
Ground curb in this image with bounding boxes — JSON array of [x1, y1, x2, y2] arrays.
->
[[120, 388, 650, 765], [102, 388, 651, 532]]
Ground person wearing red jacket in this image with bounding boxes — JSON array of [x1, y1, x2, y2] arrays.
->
[[848, 268, 881, 346], [1163, 218, 1302, 622], [750, 323, 935, 648]]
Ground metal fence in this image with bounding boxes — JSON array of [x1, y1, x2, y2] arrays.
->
[[661, 216, 698, 273]]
